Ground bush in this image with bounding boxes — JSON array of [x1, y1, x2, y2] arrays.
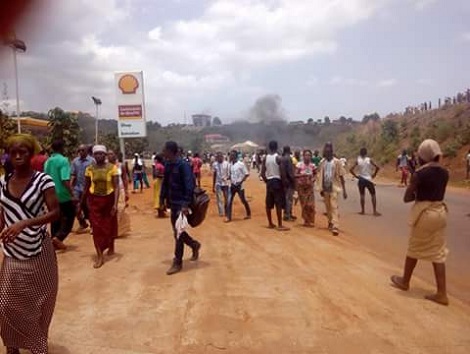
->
[[442, 141, 462, 158], [435, 122, 453, 142]]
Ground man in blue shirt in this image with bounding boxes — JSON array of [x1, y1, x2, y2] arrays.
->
[[71, 144, 94, 233], [160, 141, 201, 275]]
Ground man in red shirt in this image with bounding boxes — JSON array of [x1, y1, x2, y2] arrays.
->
[[31, 148, 48, 172], [192, 153, 203, 188]]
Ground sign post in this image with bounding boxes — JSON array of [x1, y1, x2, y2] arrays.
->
[[115, 71, 147, 158]]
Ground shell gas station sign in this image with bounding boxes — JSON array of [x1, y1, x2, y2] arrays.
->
[[115, 71, 147, 137]]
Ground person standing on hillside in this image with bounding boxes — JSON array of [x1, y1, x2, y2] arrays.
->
[[295, 150, 317, 227], [44, 140, 75, 250], [349, 148, 381, 216], [391, 139, 450, 306], [316, 142, 347, 236], [160, 141, 201, 275], [226, 150, 251, 223], [71, 144, 93, 234], [281, 146, 297, 222], [261, 140, 289, 231], [396, 150, 410, 187], [212, 152, 230, 217]]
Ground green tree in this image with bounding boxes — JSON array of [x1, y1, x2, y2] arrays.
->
[[381, 120, 399, 143], [362, 112, 380, 124], [0, 109, 16, 148], [100, 133, 120, 153], [125, 138, 149, 157], [339, 116, 347, 124], [47, 107, 81, 158], [212, 116, 222, 126], [324, 116, 331, 125]]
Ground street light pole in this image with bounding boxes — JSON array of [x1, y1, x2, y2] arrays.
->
[[3, 36, 26, 133], [91, 96, 102, 144], [12, 48, 21, 133]]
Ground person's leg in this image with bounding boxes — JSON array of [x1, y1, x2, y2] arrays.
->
[[358, 181, 366, 214], [215, 185, 224, 216], [222, 186, 230, 216], [391, 256, 417, 290], [139, 175, 144, 192], [180, 231, 201, 261], [284, 187, 294, 220], [425, 262, 449, 305], [133, 173, 138, 191], [167, 209, 184, 275], [226, 186, 236, 221], [330, 193, 340, 235], [323, 192, 333, 229], [55, 201, 75, 242], [266, 182, 275, 228], [238, 188, 251, 218]]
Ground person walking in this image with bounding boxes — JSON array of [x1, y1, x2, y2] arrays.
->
[[312, 150, 322, 167], [466, 149, 470, 180], [0, 134, 60, 354], [30, 148, 48, 172], [226, 150, 251, 222], [192, 153, 203, 188], [316, 142, 347, 236], [153, 154, 166, 218], [160, 141, 201, 275], [349, 148, 381, 216], [44, 140, 75, 250], [212, 152, 230, 217], [281, 146, 297, 222], [108, 150, 131, 237], [261, 140, 289, 231], [396, 150, 410, 186], [295, 150, 317, 227], [132, 153, 144, 193], [80, 145, 120, 268], [70, 144, 94, 233], [391, 139, 450, 306]]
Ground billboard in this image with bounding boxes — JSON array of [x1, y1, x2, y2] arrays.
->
[[115, 71, 147, 138]]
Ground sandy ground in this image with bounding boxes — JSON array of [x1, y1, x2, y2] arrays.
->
[[16, 171, 470, 353]]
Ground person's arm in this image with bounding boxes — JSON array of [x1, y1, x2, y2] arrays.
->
[[241, 163, 249, 185], [70, 160, 77, 188], [0, 207, 5, 233], [212, 167, 217, 192], [260, 158, 267, 182], [121, 164, 129, 201], [61, 160, 75, 200], [160, 166, 169, 208], [404, 174, 418, 203], [111, 175, 119, 215], [338, 161, 347, 199], [349, 161, 359, 179], [0, 187, 60, 243], [370, 159, 380, 179], [79, 176, 91, 210]]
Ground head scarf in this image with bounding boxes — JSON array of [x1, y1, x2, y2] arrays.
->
[[418, 139, 442, 163], [92, 145, 107, 154], [6, 134, 41, 155]]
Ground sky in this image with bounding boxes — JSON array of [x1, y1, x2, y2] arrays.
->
[[0, 0, 469, 125]]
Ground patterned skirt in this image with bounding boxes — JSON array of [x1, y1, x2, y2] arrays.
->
[[0, 236, 58, 352], [88, 193, 118, 252]]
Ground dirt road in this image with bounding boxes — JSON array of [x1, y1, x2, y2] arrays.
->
[[41, 172, 469, 353]]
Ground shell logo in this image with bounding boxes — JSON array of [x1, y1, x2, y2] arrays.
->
[[118, 74, 139, 94]]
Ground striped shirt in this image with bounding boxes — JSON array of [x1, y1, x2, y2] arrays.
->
[[0, 172, 55, 260]]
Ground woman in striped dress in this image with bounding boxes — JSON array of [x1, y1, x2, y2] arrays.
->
[[0, 134, 60, 354]]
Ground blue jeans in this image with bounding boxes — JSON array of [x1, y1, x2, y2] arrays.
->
[[226, 184, 251, 221], [215, 185, 230, 216]]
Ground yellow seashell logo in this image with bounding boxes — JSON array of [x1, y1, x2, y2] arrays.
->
[[118, 74, 139, 94]]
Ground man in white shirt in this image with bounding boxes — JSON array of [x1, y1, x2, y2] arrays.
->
[[226, 150, 251, 222], [212, 152, 230, 217], [350, 147, 381, 216]]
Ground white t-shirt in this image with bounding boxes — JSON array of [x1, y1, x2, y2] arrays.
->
[[213, 161, 230, 186], [230, 161, 249, 185], [265, 153, 281, 180], [357, 156, 372, 181]]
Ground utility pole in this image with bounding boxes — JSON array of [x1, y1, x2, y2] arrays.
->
[[91, 96, 102, 144]]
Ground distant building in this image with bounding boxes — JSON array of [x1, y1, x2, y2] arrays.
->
[[192, 114, 212, 127], [288, 121, 304, 126], [204, 134, 230, 144]]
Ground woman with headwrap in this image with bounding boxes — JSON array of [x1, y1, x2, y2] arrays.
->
[[0, 134, 60, 354], [79, 145, 119, 268], [391, 139, 450, 306]]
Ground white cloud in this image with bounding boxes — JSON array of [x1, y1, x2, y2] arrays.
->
[[461, 32, 470, 42], [377, 79, 397, 87], [2, 0, 394, 123], [329, 76, 368, 86], [410, 0, 437, 10]]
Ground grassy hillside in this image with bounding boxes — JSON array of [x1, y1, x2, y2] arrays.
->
[[335, 103, 470, 183]]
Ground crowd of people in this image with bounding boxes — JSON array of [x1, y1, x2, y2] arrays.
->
[[0, 132, 455, 353]]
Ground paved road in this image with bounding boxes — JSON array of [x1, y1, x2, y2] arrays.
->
[[337, 178, 470, 302]]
